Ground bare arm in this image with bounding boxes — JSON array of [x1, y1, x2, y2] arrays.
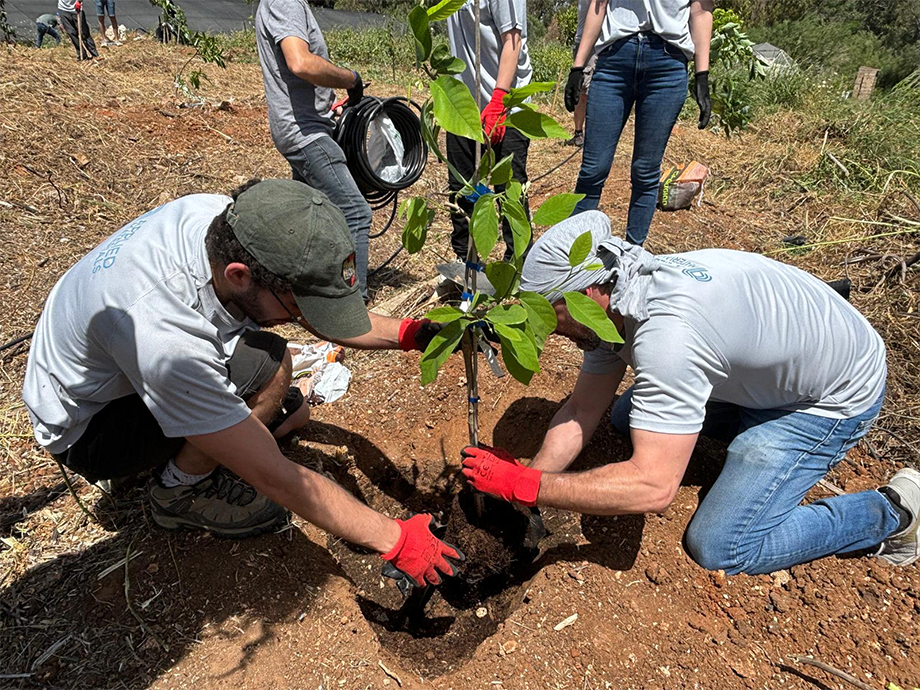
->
[[689, 0, 714, 72], [327, 311, 402, 350], [537, 428, 698, 514], [280, 36, 357, 89], [187, 414, 401, 552], [495, 29, 523, 92], [574, 0, 607, 67], [530, 364, 626, 473]]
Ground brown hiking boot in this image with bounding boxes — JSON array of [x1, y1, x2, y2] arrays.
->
[[149, 468, 288, 538]]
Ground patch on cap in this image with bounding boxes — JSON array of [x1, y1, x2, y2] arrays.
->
[[342, 253, 356, 287]]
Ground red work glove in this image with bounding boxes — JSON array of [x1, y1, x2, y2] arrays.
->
[[461, 445, 541, 506], [381, 514, 465, 588], [75, 0, 82, 10], [481, 87, 509, 145], [399, 318, 450, 352]]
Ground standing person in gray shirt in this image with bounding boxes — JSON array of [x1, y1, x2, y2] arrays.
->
[[57, 0, 98, 60], [460, 211, 920, 573], [36, 13, 62, 48], [564, 0, 713, 246], [446, 0, 533, 261], [254, 0, 372, 300]]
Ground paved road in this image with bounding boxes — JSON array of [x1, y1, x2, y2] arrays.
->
[[9, 1, 390, 36]]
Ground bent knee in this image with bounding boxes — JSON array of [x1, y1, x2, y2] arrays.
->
[[684, 520, 742, 573]]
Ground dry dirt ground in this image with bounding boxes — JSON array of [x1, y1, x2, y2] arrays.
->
[[1, 40, 919, 690]]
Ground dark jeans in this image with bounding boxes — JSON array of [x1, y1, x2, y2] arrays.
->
[[446, 128, 530, 261], [36, 22, 62, 48], [55, 331, 287, 482], [573, 33, 688, 245], [60, 10, 98, 59], [611, 387, 898, 574], [285, 136, 373, 300]]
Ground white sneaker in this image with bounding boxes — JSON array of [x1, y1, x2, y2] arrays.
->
[[875, 468, 920, 566]]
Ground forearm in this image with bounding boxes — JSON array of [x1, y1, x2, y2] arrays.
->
[[530, 404, 601, 473], [332, 311, 401, 349], [291, 51, 356, 89], [536, 458, 669, 515], [495, 30, 522, 92], [689, 0, 713, 72], [574, 0, 607, 66]]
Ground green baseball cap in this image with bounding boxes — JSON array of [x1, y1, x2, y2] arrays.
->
[[226, 179, 371, 340]]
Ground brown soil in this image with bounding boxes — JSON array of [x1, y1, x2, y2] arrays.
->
[[2, 38, 919, 690]]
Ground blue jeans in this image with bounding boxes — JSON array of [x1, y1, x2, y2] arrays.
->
[[285, 136, 373, 300], [36, 22, 62, 48], [573, 34, 688, 245], [610, 388, 900, 574]]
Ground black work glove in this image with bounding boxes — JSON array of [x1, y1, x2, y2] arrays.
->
[[564, 66, 585, 113], [346, 70, 364, 108], [693, 70, 711, 129]]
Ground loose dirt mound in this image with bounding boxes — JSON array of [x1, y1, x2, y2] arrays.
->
[[1, 41, 919, 690]]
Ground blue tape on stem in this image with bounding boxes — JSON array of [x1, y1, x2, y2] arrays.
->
[[461, 291, 474, 301], [463, 183, 492, 203], [468, 396, 481, 404], [465, 261, 484, 272]]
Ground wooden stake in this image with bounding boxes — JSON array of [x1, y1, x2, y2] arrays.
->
[[77, 8, 85, 60]]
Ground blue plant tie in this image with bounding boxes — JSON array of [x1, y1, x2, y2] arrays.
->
[[461, 291, 474, 301], [463, 183, 492, 203], [465, 261, 485, 272], [468, 396, 481, 404]]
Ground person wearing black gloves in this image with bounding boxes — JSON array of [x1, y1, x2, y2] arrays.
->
[[564, 0, 713, 246], [255, 0, 373, 300]]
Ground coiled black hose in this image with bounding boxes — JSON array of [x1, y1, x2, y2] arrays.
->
[[334, 96, 427, 207]]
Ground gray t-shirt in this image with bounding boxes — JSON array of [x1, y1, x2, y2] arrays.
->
[[582, 244, 887, 434], [23, 194, 256, 455], [255, 0, 336, 155], [57, 0, 77, 12], [591, 0, 696, 59], [447, 0, 533, 110], [37, 13, 60, 26]]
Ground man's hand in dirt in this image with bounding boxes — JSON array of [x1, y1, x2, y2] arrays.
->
[[380, 514, 465, 594], [461, 445, 541, 507]]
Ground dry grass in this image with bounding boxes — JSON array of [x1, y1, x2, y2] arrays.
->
[[0, 35, 918, 687]]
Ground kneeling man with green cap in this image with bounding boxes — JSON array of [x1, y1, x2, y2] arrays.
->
[[22, 179, 462, 591], [461, 210, 920, 573]]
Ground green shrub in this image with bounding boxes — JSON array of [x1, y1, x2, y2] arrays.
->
[[554, 3, 579, 47], [530, 41, 571, 84]]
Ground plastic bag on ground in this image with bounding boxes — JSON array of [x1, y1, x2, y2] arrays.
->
[[288, 341, 351, 405], [657, 161, 710, 211]]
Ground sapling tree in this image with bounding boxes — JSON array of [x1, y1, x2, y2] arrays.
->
[[148, 0, 227, 97], [399, 0, 622, 448]]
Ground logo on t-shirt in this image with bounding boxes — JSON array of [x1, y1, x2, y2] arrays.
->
[[682, 267, 712, 282], [342, 253, 356, 287], [657, 255, 713, 282]]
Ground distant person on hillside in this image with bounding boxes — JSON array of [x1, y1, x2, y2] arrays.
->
[[95, 0, 122, 47], [254, 0, 372, 301], [446, 0, 533, 261], [35, 12, 62, 48], [563, 0, 597, 149], [564, 0, 713, 246], [58, 0, 98, 60]]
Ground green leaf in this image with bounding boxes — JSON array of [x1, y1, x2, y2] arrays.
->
[[477, 148, 495, 182], [400, 197, 434, 254], [496, 323, 540, 372], [502, 81, 556, 109], [583, 262, 604, 271], [427, 0, 467, 21], [425, 305, 465, 323], [504, 109, 569, 139], [489, 153, 514, 186], [567, 229, 593, 267], [419, 319, 465, 385], [500, 197, 531, 259], [408, 6, 432, 63], [484, 261, 517, 299], [430, 43, 466, 75], [486, 303, 527, 325], [470, 194, 498, 258], [499, 338, 535, 384], [519, 291, 557, 344], [505, 180, 523, 202], [533, 193, 585, 227], [430, 75, 483, 142], [563, 291, 624, 344]]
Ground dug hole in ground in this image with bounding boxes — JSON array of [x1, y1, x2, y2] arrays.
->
[[1, 40, 919, 690]]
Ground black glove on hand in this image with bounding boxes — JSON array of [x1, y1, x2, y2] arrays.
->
[[564, 66, 585, 113], [694, 70, 711, 129], [347, 70, 364, 108]]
